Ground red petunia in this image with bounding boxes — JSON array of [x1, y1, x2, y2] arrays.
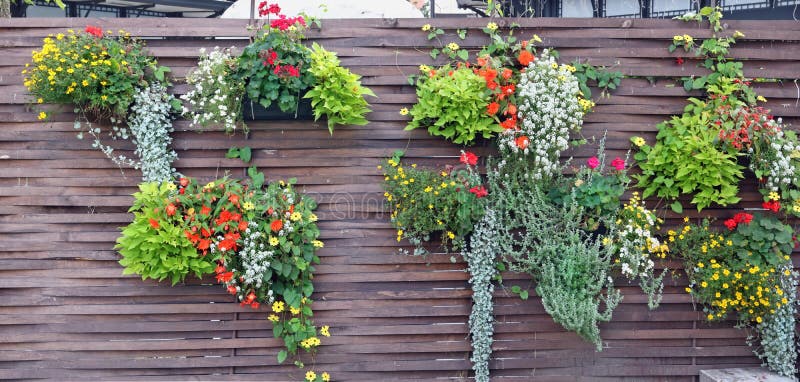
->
[[270, 219, 284, 232], [486, 102, 500, 115], [85, 25, 103, 37], [148, 218, 160, 229], [469, 185, 488, 198], [460, 151, 478, 166], [518, 50, 534, 66]]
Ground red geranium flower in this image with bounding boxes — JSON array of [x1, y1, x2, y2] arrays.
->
[[724, 218, 737, 231], [270, 219, 284, 232], [469, 185, 488, 198], [460, 151, 478, 166], [85, 25, 103, 37], [587, 156, 600, 170], [762, 200, 780, 212], [610, 157, 625, 171], [733, 212, 753, 224]]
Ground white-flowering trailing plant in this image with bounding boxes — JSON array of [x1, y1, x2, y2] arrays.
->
[[181, 47, 245, 135], [502, 49, 588, 180], [608, 192, 667, 309], [128, 82, 179, 182], [462, 208, 500, 382], [748, 266, 798, 378]]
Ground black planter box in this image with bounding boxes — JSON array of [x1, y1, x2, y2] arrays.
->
[[242, 97, 314, 121]]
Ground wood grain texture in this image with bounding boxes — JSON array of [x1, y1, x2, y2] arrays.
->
[[0, 17, 798, 381]]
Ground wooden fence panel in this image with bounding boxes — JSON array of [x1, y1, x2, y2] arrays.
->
[[0, 17, 798, 381]]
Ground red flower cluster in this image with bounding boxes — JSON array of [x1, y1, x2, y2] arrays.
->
[[714, 106, 777, 151], [610, 157, 625, 171], [724, 212, 753, 231], [762, 200, 781, 213], [261, 49, 278, 66], [474, 55, 519, 132], [460, 151, 478, 166], [85, 25, 103, 37], [270, 15, 306, 31], [273, 64, 300, 78], [469, 185, 488, 198], [257, 1, 281, 17]]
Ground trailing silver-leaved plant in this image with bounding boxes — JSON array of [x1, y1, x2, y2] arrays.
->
[[463, 208, 500, 382], [129, 82, 178, 182], [748, 266, 798, 378]]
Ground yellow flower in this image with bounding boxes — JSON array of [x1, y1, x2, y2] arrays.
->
[[673, 35, 684, 42], [81, 79, 89, 87], [272, 301, 285, 313], [550, 62, 558, 69], [267, 314, 279, 323], [101, 95, 108, 101], [203, 181, 215, 190], [242, 201, 255, 211], [701, 281, 708, 288], [67, 68, 74, 74], [305, 371, 317, 382], [320, 325, 330, 337], [707, 313, 714, 320], [309, 213, 318, 222], [290, 306, 301, 315], [447, 42, 460, 51], [683, 34, 693, 43], [732, 30, 745, 39], [269, 237, 279, 246], [419, 64, 431, 72], [37, 98, 43, 104], [322, 372, 331, 382], [399, 107, 409, 116], [290, 211, 302, 221], [313, 240, 324, 248], [768, 191, 780, 201], [755, 316, 762, 323], [486, 22, 498, 31], [421, 24, 431, 31], [447, 231, 455, 239], [631, 136, 646, 147], [697, 262, 704, 268], [37, 111, 47, 120], [685, 287, 692, 293], [532, 34, 542, 43], [757, 95, 767, 102]]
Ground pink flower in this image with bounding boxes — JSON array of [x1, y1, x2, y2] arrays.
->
[[459, 151, 478, 166], [587, 157, 600, 170], [610, 157, 625, 171]]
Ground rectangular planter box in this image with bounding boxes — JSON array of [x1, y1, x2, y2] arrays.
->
[[242, 97, 314, 121]]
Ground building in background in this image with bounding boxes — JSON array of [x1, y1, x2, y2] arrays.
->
[[12, 0, 235, 18]]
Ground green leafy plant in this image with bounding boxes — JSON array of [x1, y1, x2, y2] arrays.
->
[[381, 150, 487, 255], [304, 43, 375, 134], [116, 182, 215, 285], [571, 62, 622, 99], [405, 64, 500, 145]]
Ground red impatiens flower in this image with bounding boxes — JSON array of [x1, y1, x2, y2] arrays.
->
[[486, 102, 500, 115], [215, 271, 234, 283], [469, 185, 489, 198], [610, 157, 625, 171], [518, 50, 534, 66], [505, 104, 517, 116], [515, 135, 529, 150], [460, 151, 478, 166], [85, 25, 103, 37], [500, 116, 518, 130], [238, 221, 248, 231], [270, 219, 284, 232], [148, 218, 160, 229]]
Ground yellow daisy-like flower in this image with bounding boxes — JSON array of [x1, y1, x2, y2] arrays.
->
[[421, 24, 431, 31], [37, 111, 47, 120], [486, 22, 498, 31], [768, 191, 780, 201], [419, 64, 431, 72], [267, 314, 279, 323], [631, 136, 646, 147], [81, 79, 89, 87], [167, 183, 177, 191], [203, 181, 215, 190], [447, 42, 460, 51], [305, 371, 317, 382], [550, 62, 558, 69], [673, 35, 684, 42], [399, 107, 409, 116], [269, 237, 279, 246], [242, 201, 255, 211], [320, 325, 330, 337], [290, 211, 302, 222], [322, 372, 331, 382], [755, 316, 762, 323], [37, 98, 43, 104], [290, 306, 301, 315], [683, 34, 693, 43], [272, 301, 285, 313], [309, 213, 318, 222], [313, 240, 324, 248]]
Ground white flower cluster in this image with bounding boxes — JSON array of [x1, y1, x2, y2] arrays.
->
[[504, 49, 584, 179], [614, 212, 658, 280], [758, 126, 800, 192], [240, 222, 276, 294], [129, 82, 178, 182], [181, 47, 244, 134]]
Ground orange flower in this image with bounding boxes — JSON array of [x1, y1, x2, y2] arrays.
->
[[501, 68, 513, 80], [500, 116, 517, 130], [506, 104, 517, 115], [477, 56, 488, 67], [518, 50, 534, 66], [165, 204, 177, 217], [227, 285, 237, 294], [515, 136, 530, 150], [486, 102, 500, 115], [270, 219, 284, 232], [148, 218, 160, 230]]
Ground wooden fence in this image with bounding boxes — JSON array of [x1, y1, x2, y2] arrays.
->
[[1, 17, 799, 381]]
